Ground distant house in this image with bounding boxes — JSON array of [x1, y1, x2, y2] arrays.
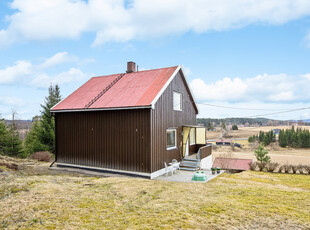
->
[[51, 62, 208, 178], [215, 139, 232, 146], [273, 129, 281, 135]]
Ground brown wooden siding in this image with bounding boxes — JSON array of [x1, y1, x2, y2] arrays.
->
[[199, 145, 212, 159], [150, 71, 197, 172], [55, 109, 151, 173]]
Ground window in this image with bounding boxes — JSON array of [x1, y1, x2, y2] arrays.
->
[[173, 91, 182, 111], [190, 128, 196, 145], [166, 129, 177, 150]]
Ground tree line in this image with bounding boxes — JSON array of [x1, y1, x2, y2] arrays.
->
[[0, 84, 61, 158], [248, 127, 310, 148], [197, 117, 310, 128], [248, 130, 276, 146], [279, 127, 310, 148]]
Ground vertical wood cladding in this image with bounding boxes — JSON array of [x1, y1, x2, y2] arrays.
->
[[55, 69, 198, 174], [150, 71, 197, 172], [56, 109, 151, 173]]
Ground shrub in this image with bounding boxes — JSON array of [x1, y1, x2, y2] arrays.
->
[[298, 165, 305, 174], [304, 165, 310, 174], [280, 164, 292, 173], [249, 162, 258, 171], [0, 162, 18, 170], [291, 165, 299, 174], [257, 162, 267, 171], [265, 163, 279, 172], [30, 151, 53, 162]]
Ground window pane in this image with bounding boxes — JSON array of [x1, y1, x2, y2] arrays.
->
[[190, 128, 195, 145], [167, 130, 176, 148], [173, 92, 182, 111]]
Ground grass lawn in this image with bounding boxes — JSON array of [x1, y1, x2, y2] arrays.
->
[[0, 160, 310, 229]]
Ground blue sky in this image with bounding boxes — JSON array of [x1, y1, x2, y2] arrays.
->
[[0, 0, 310, 120]]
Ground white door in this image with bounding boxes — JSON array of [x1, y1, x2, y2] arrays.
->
[[185, 139, 189, 157]]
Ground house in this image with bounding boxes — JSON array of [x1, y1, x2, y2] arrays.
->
[[272, 129, 281, 135], [215, 139, 232, 146], [51, 62, 209, 179]]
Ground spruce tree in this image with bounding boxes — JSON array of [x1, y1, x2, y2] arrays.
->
[[254, 144, 270, 163], [0, 117, 9, 155], [279, 130, 287, 147], [24, 121, 48, 155], [38, 84, 62, 153], [6, 121, 24, 157]]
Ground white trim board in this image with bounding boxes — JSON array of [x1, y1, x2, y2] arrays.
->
[[150, 164, 178, 179], [150, 65, 198, 113], [150, 65, 181, 109], [55, 162, 171, 180], [56, 163, 151, 178], [51, 105, 152, 113], [179, 65, 199, 114]]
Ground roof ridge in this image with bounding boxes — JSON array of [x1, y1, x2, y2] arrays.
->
[[84, 73, 125, 109], [92, 66, 178, 78]]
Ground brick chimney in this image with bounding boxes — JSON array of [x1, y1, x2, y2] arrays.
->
[[126, 61, 136, 73]]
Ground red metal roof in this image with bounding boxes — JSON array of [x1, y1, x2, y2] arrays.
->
[[213, 158, 253, 171], [52, 66, 178, 111]]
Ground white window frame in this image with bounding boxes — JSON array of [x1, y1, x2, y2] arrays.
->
[[173, 91, 182, 111], [166, 129, 177, 150], [190, 128, 196, 145]]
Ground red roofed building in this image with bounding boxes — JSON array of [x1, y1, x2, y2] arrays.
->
[[213, 157, 253, 171], [51, 62, 206, 178]]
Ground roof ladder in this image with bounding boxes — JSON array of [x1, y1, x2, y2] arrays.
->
[[84, 73, 125, 109]]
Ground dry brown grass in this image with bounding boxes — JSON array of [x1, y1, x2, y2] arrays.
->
[[0, 157, 310, 229]]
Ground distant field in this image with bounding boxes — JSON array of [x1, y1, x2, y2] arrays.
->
[[208, 126, 310, 165], [0, 156, 310, 229], [207, 125, 310, 140], [213, 147, 310, 165]]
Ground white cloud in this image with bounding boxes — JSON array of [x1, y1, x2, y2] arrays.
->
[[196, 101, 310, 119], [191, 77, 247, 101], [0, 96, 24, 107], [39, 52, 78, 69], [31, 68, 88, 88], [190, 73, 310, 103], [300, 111, 310, 120], [1, 0, 310, 47], [0, 52, 89, 87], [0, 61, 32, 84]]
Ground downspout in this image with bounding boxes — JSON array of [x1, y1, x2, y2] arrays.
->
[[50, 112, 57, 168], [49, 160, 56, 168]]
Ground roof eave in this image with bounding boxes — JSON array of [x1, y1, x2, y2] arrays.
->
[[51, 105, 152, 113], [150, 65, 199, 114]]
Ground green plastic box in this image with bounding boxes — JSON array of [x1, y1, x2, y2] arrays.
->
[[192, 171, 207, 181]]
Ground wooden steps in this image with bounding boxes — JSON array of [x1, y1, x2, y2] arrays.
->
[[179, 158, 200, 171]]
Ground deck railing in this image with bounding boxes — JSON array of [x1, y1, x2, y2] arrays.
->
[[197, 145, 212, 160]]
